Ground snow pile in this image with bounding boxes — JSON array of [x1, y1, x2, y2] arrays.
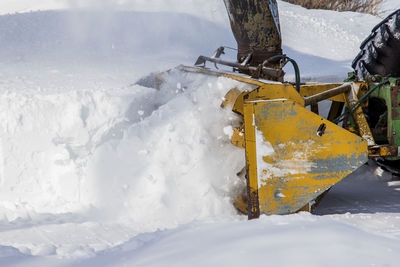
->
[[278, 1, 379, 82], [0, 10, 232, 68], [380, 0, 400, 17], [0, 5, 245, 258], [0, 0, 67, 15], [0, 0, 229, 27], [79, 214, 400, 267], [0, 68, 248, 223], [85, 72, 248, 227], [0, 88, 130, 219], [0, 0, 398, 265], [0, 68, 252, 258]]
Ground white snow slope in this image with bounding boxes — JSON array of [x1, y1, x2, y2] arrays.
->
[[0, 0, 399, 266]]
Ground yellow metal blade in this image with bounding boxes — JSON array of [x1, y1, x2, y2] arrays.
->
[[244, 99, 368, 218]]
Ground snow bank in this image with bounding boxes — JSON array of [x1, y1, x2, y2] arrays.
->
[[85, 72, 249, 228], [0, 68, 249, 224], [0, 10, 233, 68], [0, 67, 251, 258], [0, 5, 243, 258], [0, 0, 398, 264], [0, 0, 229, 27], [104, 214, 400, 267], [278, 1, 380, 82], [380, 0, 400, 17]]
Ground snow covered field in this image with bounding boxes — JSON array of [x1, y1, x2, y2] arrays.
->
[[0, 0, 399, 266]]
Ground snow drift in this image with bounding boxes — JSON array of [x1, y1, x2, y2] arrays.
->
[[0, 0, 399, 265]]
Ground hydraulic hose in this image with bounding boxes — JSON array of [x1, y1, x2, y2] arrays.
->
[[333, 79, 389, 124], [270, 55, 301, 92]]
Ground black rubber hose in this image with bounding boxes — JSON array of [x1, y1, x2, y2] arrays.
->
[[271, 55, 301, 92], [333, 79, 389, 124]]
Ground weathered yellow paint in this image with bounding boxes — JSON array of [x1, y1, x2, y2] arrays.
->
[[178, 65, 265, 87], [230, 81, 360, 116], [345, 83, 375, 146], [300, 84, 346, 102], [231, 127, 245, 148], [246, 84, 305, 106], [368, 145, 398, 157], [244, 99, 368, 217], [179, 66, 374, 217], [232, 91, 248, 115], [233, 195, 248, 214], [244, 102, 261, 218], [221, 88, 242, 110]]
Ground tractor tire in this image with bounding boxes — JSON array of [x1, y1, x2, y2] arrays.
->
[[352, 9, 400, 80]]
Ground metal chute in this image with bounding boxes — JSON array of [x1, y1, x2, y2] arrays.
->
[[223, 0, 282, 66], [134, 2, 400, 218]]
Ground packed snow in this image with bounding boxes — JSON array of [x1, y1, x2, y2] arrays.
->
[[0, 0, 399, 266]]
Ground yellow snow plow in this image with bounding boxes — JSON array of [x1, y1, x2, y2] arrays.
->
[[142, 63, 400, 219], [178, 65, 397, 219], [137, 1, 400, 218]]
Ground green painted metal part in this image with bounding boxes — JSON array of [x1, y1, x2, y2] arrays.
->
[[369, 78, 400, 160], [344, 74, 400, 160]]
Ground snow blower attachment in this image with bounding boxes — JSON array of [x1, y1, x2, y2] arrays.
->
[[177, 65, 400, 218], [194, 0, 284, 81], [190, 5, 400, 218], [208, 69, 372, 218], [135, 4, 400, 218]]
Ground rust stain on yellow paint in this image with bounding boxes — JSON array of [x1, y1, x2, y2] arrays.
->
[[244, 99, 368, 217]]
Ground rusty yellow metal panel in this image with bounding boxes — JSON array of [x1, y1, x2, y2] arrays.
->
[[247, 84, 305, 106], [244, 99, 368, 217], [345, 83, 375, 146], [244, 102, 261, 218], [178, 65, 265, 88], [221, 88, 241, 110], [300, 84, 346, 102], [231, 127, 245, 148], [232, 91, 248, 115]]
